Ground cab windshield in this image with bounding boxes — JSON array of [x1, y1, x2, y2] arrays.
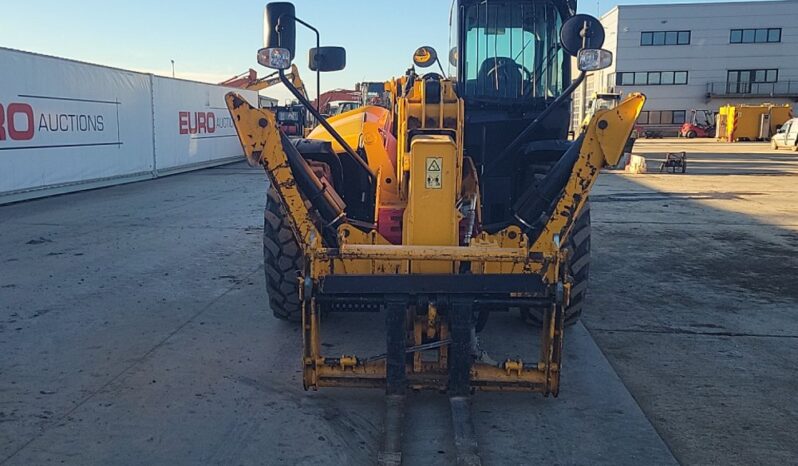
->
[[462, 1, 563, 100]]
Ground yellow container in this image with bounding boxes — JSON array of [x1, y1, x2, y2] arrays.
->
[[716, 104, 793, 141]]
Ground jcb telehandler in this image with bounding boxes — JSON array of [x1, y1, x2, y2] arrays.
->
[[226, 1, 643, 462]]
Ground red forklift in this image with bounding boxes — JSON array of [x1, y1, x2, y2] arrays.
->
[[679, 109, 715, 138]]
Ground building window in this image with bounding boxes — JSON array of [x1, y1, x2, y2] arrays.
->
[[648, 72, 661, 85], [726, 69, 779, 94], [616, 71, 688, 86], [728, 69, 778, 83], [730, 28, 781, 43], [620, 73, 634, 85], [641, 30, 690, 46], [649, 111, 661, 124], [637, 110, 686, 125]]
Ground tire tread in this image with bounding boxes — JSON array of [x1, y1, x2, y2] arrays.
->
[[262, 188, 303, 322]]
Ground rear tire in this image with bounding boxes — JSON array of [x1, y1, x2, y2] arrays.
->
[[522, 201, 591, 327], [263, 188, 303, 322], [686, 130, 697, 139]]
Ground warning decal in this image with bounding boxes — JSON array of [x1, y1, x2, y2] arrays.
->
[[425, 157, 442, 189]]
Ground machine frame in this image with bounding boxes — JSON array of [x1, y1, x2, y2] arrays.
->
[[226, 90, 644, 395]]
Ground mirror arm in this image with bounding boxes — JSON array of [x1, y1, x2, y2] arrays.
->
[[435, 57, 447, 77], [581, 20, 590, 49], [278, 14, 321, 113], [483, 70, 587, 176], [278, 69, 376, 184]]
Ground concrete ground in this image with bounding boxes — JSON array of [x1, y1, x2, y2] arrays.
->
[[0, 138, 795, 464], [586, 138, 798, 465]]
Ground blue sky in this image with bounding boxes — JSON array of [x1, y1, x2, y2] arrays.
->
[[1, 0, 762, 103]]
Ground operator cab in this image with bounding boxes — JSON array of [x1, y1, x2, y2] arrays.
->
[[446, 0, 585, 167], [445, 0, 609, 227], [451, 0, 567, 103]]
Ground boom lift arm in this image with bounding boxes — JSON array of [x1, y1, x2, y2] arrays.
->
[[220, 64, 308, 98], [311, 89, 362, 114]]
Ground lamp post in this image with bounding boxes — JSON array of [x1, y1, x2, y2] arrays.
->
[[171, 60, 175, 78]]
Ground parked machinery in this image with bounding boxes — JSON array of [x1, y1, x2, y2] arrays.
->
[[311, 89, 362, 116], [358, 81, 391, 108], [226, 1, 644, 461], [220, 64, 311, 136], [220, 64, 309, 99], [679, 109, 715, 138]]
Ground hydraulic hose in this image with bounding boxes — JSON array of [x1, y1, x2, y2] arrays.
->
[[512, 134, 584, 237], [483, 71, 586, 176], [279, 132, 346, 231]]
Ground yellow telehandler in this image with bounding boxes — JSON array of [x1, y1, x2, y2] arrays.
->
[[226, 2, 644, 463]]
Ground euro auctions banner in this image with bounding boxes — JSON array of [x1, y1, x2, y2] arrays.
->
[[0, 48, 154, 195], [0, 47, 257, 202], [152, 77, 256, 172]]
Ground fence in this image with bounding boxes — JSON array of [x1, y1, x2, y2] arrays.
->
[[706, 81, 798, 98], [0, 47, 257, 204]]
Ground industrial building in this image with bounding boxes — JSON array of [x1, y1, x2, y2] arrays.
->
[[573, 0, 798, 134]]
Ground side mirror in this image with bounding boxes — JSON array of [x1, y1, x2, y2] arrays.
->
[[309, 47, 346, 72], [264, 2, 296, 59], [413, 46, 438, 68], [257, 47, 292, 70], [560, 14, 605, 57], [577, 49, 613, 71]]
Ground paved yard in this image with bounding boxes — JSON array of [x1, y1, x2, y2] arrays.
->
[[1, 139, 796, 464], [586, 139, 798, 465]]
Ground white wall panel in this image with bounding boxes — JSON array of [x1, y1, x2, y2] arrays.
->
[[0, 47, 258, 203], [0, 48, 154, 196], [152, 77, 256, 172]]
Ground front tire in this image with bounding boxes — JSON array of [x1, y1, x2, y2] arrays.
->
[[262, 188, 303, 322], [522, 201, 591, 327]]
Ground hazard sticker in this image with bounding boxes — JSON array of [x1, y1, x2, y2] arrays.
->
[[425, 157, 442, 189]]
